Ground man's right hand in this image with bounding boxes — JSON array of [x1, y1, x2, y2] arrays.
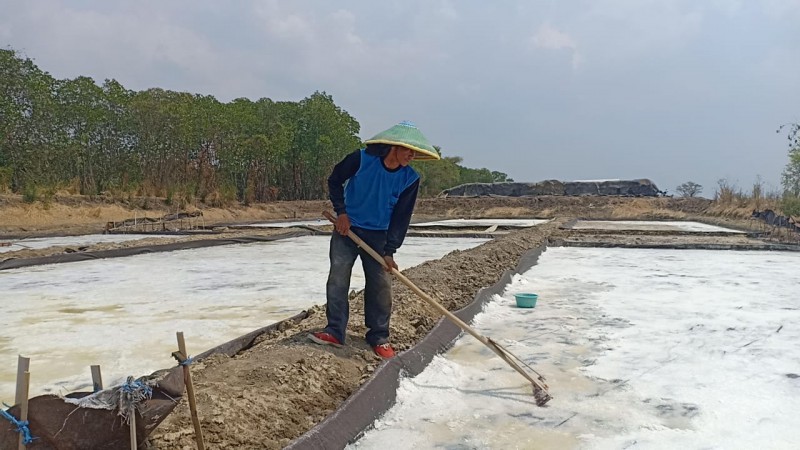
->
[[335, 213, 351, 236]]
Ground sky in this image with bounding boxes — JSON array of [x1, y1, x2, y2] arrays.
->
[[2, 1, 799, 197], [0, 234, 487, 403], [353, 246, 800, 449]]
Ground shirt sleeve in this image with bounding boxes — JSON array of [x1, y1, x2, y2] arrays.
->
[[328, 150, 361, 215], [384, 178, 420, 256]]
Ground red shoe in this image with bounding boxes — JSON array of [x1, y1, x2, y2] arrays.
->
[[308, 332, 343, 348], [373, 343, 395, 359]]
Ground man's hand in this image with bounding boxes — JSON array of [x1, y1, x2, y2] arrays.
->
[[335, 213, 351, 236], [383, 255, 398, 273]]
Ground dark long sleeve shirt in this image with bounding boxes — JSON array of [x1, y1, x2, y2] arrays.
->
[[328, 148, 420, 255]]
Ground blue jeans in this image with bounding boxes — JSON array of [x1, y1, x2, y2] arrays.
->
[[324, 227, 392, 347]]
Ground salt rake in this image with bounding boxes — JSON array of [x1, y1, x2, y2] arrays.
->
[[322, 211, 552, 406]]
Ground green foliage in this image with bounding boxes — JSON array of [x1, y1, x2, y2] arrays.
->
[[412, 152, 513, 196], [780, 194, 800, 217], [0, 47, 509, 204], [676, 181, 702, 198], [412, 157, 462, 197], [22, 184, 37, 203], [0, 166, 11, 192], [492, 171, 514, 183], [779, 123, 800, 196]]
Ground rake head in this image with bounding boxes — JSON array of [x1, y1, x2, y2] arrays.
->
[[533, 385, 552, 407]]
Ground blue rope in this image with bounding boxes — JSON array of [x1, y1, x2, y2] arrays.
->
[[179, 355, 194, 366], [1, 404, 37, 445], [120, 379, 153, 397]]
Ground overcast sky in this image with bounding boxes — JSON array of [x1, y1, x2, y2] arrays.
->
[[2, 1, 799, 197]]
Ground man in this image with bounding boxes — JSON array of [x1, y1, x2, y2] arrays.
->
[[309, 121, 440, 358]]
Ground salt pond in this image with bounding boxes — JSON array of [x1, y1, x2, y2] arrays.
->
[[0, 235, 487, 403], [235, 219, 329, 228], [352, 247, 800, 449], [570, 220, 745, 233], [411, 219, 549, 228], [0, 234, 174, 253]]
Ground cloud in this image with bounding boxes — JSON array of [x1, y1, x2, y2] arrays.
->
[[762, 0, 800, 18], [532, 24, 576, 51], [2, 0, 797, 193], [531, 23, 582, 68], [0, 1, 247, 96]]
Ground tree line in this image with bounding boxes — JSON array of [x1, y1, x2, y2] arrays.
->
[[674, 122, 800, 217], [0, 48, 511, 206]]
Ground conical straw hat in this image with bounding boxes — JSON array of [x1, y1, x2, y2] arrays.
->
[[365, 121, 440, 160]]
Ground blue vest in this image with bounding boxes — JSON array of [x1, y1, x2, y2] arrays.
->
[[345, 150, 419, 230]]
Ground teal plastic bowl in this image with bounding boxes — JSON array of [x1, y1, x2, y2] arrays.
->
[[515, 293, 538, 308]]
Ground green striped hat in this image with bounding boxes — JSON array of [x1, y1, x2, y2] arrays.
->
[[365, 121, 440, 160]]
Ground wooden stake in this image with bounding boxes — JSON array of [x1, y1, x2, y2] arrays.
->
[[17, 371, 30, 450], [177, 332, 205, 450], [15, 356, 30, 406], [90, 365, 103, 392]]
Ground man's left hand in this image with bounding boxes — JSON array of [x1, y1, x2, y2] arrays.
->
[[383, 255, 398, 273]]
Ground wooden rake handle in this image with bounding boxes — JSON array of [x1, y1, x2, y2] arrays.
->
[[322, 211, 551, 406]]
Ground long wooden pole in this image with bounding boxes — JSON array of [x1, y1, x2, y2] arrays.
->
[[322, 211, 551, 406], [177, 332, 206, 450]]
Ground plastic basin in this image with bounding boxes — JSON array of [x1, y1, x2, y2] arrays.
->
[[514, 293, 538, 308]]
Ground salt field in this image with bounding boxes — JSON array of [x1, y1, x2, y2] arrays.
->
[[411, 219, 549, 228], [0, 235, 488, 403], [570, 220, 745, 233], [0, 233, 174, 253], [353, 247, 800, 449], [236, 219, 329, 228], [240, 218, 551, 229]]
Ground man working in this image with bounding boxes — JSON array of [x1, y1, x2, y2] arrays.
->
[[309, 121, 440, 358]]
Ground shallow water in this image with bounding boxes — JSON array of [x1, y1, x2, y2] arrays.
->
[[0, 233, 173, 253], [0, 235, 487, 403], [353, 247, 800, 449]]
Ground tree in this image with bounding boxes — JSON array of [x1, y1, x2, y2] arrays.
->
[[491, 171, 513, 182], [780, 123, 800, 196], [412, 155, 462, 197], [778, 122, 800, 218], [0, 49, 60, 195], [1, 46, 516, 203], [676, 181, 702, 197]]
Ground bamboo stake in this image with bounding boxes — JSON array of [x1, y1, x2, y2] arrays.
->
[[17, 371, 30, 450], [90, 365, 103, 392], [175, 332, 205, 450], [322, 211, 552, 406]]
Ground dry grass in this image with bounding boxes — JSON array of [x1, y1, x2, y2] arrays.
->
[[609, 198, 685, 220], [0, 202, 142, 230], [482, 207, 531, 217], [708, 198, 782, 219]]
